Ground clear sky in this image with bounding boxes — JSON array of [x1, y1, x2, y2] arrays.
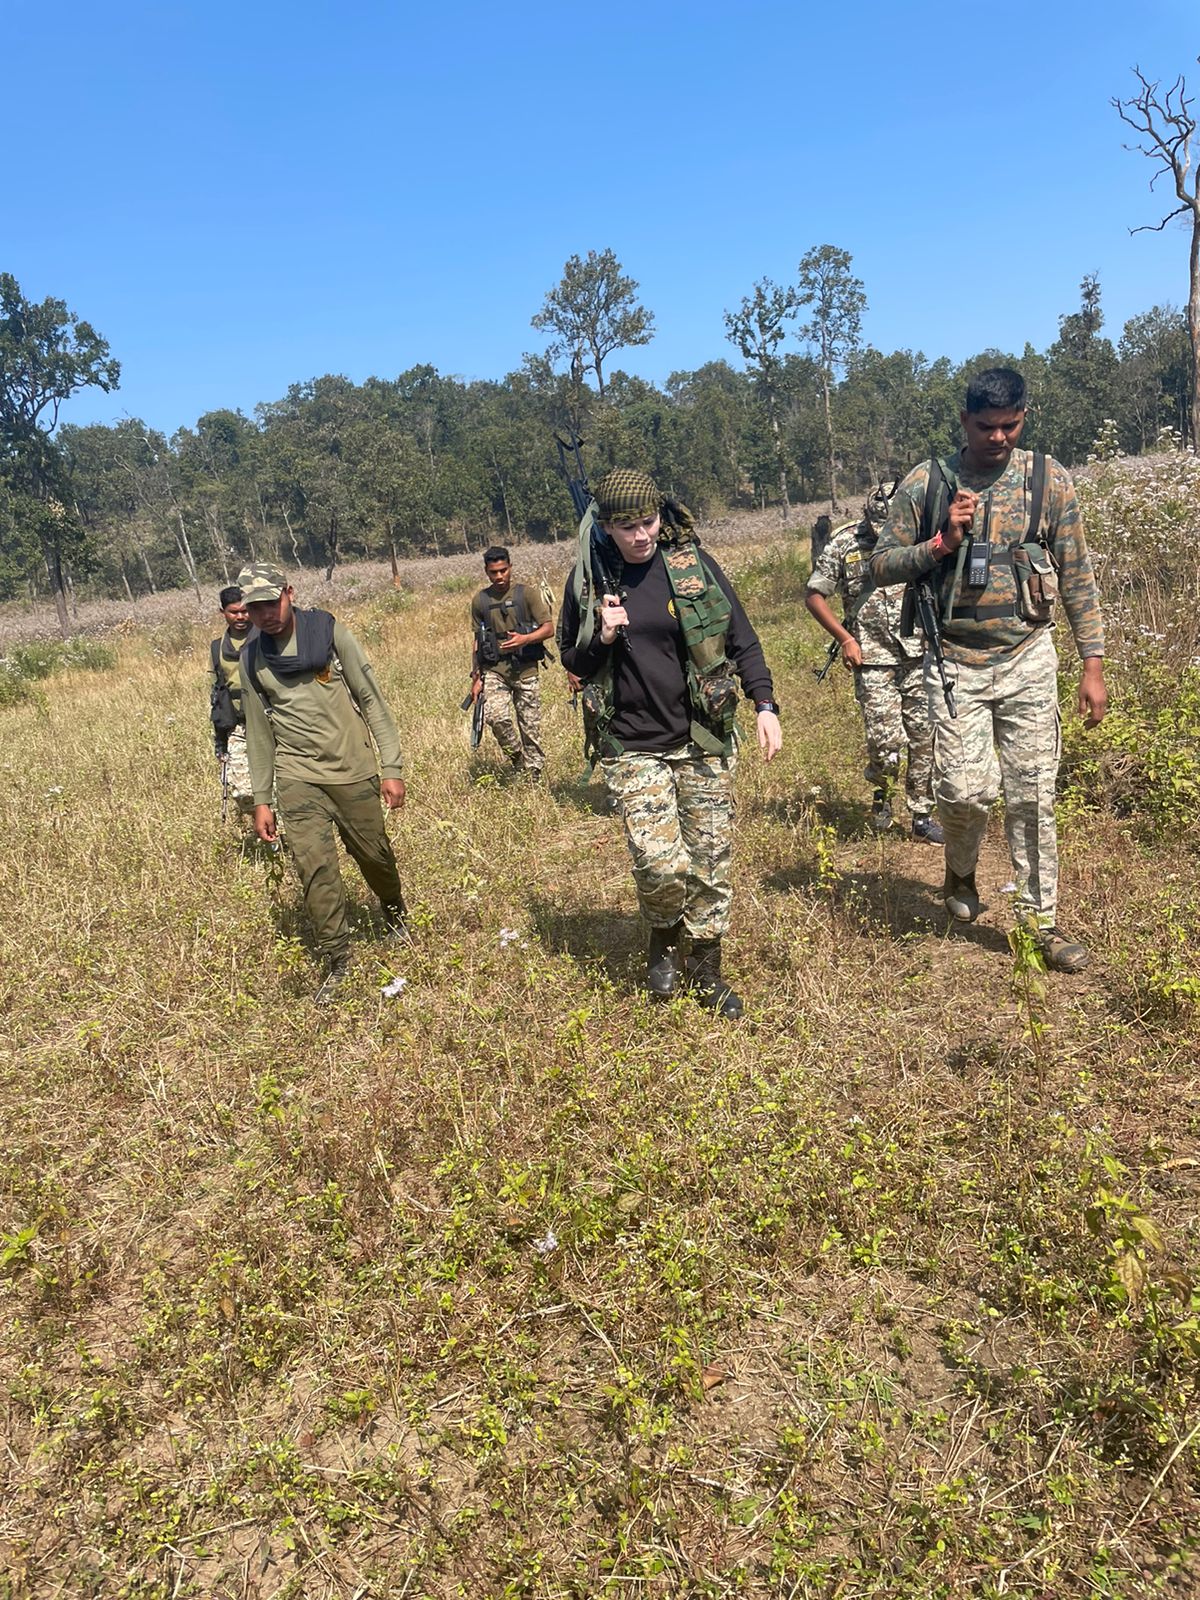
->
[[6, 0, 1197, 436]]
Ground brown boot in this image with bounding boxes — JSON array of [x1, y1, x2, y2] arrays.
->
[[1036, 927, 1090, 973]]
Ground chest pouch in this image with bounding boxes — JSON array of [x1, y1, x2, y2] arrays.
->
[[476, 619, 502, 669], [1011, 542, 1058, 625]]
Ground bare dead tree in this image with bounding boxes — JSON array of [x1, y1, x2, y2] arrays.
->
[[1114, 64, 1200, 448]]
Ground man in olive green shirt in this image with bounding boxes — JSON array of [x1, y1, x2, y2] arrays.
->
[[238, 563, 408, 1003]]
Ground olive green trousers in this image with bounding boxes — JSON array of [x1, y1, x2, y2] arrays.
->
[[275, 775, 404, 961]]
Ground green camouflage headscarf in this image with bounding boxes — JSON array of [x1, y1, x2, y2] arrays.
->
[[593, 468, 661, 525]]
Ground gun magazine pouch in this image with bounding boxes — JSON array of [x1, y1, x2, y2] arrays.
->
[[1011, 543, 1058, 625]]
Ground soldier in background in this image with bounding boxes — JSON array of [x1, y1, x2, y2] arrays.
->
[[209, 585, 256, 834], [810, 513, 833, 569], [238, 563, 409, 1004], [806, 487, 942, 841], [870, 367, 1107, 971], [469, 546, 554, 780]]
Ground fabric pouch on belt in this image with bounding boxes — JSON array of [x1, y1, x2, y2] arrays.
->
[[1011, 543, 1059, 625]]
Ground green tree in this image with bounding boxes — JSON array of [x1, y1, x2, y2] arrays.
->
[[0, 273, 120, 631], [724, 279, 799, 520], [1039, 276, 1119, 464], [531, 249, 655, 401], [796, 244, 865, 513], [1118, 304, 1192, 447]]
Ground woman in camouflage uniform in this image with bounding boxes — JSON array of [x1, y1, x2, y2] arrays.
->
[[560, 468, 782, 1018]]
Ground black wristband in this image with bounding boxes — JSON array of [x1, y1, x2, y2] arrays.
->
[[754, 699, 781, 715]]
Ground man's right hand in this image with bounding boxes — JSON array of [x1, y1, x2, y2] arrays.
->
[[840, 637, 864, 670], [254, 804, 277, 843], [470, 675, 483, 702], [942, 489, 979, 552]]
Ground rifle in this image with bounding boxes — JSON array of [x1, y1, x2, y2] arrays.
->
[[813, 640, 841, 683], [461, 684, 486, 749], [910, 455, 958, 720], [220, 756, 229, 825], [554, 428, 626, 641]]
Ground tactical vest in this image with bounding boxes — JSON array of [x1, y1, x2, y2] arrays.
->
[[569, 501, 737, 768]]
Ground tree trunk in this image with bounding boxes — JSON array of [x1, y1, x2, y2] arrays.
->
[[205, 505, 232, 583], [1189, 216, 1200, 453], [389, 537, 401, 589], [42, 539, 71, 638], [173, 508, 203, 604], [121, 568, 135, 604], [136, 542, 157, 593], [821, 369, 839, 513], [280, 506, 302, 568], [765, 388, 790, 524]]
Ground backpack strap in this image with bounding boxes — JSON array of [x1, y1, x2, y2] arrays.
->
[[661, 540, 735, 756], [210, 637, 221, 676], [1027, 451, 1047, 545]]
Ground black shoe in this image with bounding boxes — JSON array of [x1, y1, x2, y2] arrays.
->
[[381, 900, 410, 942], [943, 869, 981, 922], [685, 938, 744, 1020], [314, 955, 351, 1006], [911, 814, 944, 845], [645, 922, 683, 999], [870, 790, 893, 833]]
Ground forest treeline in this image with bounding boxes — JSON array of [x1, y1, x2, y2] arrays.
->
[[1, 261, 1194, 613]]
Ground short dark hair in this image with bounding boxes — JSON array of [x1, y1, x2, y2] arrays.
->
[[483, 546, 510, 567], [813, 515, 832, 536], [219, 585, 243, 608], [965, 367, 1026, 413]]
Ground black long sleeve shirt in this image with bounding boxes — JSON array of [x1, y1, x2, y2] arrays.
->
[[560, 547, 774, 754]]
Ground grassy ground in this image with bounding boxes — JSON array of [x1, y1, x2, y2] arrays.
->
[[1, 532, 1198, 1598]]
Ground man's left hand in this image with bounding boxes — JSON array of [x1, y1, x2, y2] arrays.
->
[[1078, 658, 1108, 728], [756, 710, 782, 763], [381, 778, 407, 810]]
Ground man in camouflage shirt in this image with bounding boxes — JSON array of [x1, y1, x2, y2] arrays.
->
[[469, 546, 554, 779], [870, 368, 1108, 972], [806, 486, 941, 841]]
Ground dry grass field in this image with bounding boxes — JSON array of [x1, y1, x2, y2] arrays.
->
[[1, 487, 1198, 1597]]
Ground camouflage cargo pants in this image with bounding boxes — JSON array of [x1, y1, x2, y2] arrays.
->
[[854, 658, 934, 817], [275, 775, 405, 961], [482, 667, 544, 774], [601, 742, 738, 940], [220, 726, 256, 821], [925, 630, 1061, 926]]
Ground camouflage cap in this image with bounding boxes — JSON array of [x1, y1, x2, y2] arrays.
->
[[237, 562, 289, 604], [593, 468, 662, 525]]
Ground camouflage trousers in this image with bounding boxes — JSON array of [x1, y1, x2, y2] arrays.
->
[[601, 742, 738, 941], [925, 630, 1061, 926], [853, 658, 934, 817], [482, 668, 544, 774], [220, 727, 256, 821]]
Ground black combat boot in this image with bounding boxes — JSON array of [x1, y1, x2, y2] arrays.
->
[[685, 938, 744, 1020], [645, 922, 683, 1000], [314, 954, 351, 1006], [381, 899, 410, 942]]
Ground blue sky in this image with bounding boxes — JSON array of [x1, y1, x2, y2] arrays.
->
[[6, 0, 1197, 435]]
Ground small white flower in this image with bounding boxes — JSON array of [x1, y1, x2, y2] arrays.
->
[[44, 785, 63, 797], [381, 976, 407, 998], [533, 1229, 558, 1256], [498, 927, 521, 948]]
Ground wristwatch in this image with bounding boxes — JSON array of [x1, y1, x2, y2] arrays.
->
[[754, 699, 781, 715]]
